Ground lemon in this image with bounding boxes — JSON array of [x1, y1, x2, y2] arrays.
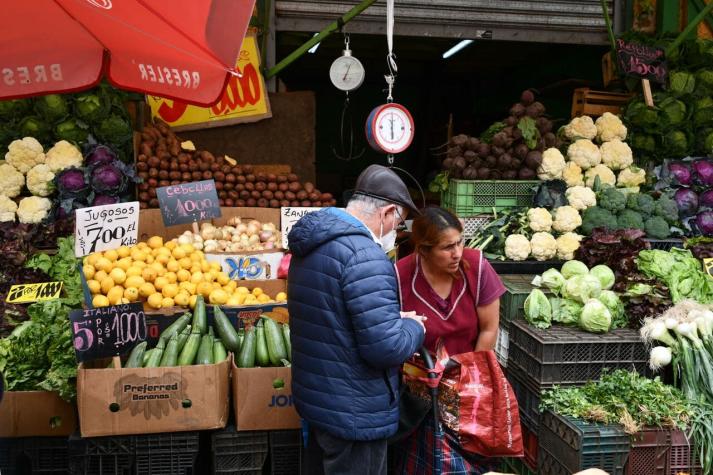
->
[[147, 292, 164, 309], [126, 266, 142, 278], [94, 270, 108, 283], [117, 246, 131, 258], [179, 282, 197, 295], [137, 242, 149, 250], [104, 249, 119, 262], [142, 267, 158, 283], [225, 280, 237, 291], [130, 249, 147, 262], [139, 282, 156, 298], [200, 261, 211, 273], [197, 282, 213, 298], [145, 255, 155, 264], [174, 292, 190, 307], [125, 275, 145, 289], [194, 250, 205, 259], [116, 257, 133, 271], [244, 295, 258, 305], [162, 283, 179, 299], [156, 254, 170, 266], [257, 293, 271, 303], [209, 288, 229, 305], [190, 252, 202, 262], [85, 252, 101, 267], [165, 240, 177, 251], [210, 261, 221, 271], [237, 286, 249, 295], [217, 272, 230, 286], [275, 292, 287, 302], [107, 286, 125, 305], [179, 257, 193, 270], [154, 276, 169, 291], [87, 279, 101, 294], [190, 272, 204, 284], [176, 269, 191, 282], [150, 248, 160, 257], [251, 287, 263, 297], [133, 261, 147, 269], [149, 262, 166, 277], [83, 265, 96, 280], [180, 243, 195, 254], [190, 265, 201, 274], [189, 294, 198, 309], [235, 293, 247, 305], [147, 236, 164, 249], [100, 277, 115, 294], [203, 272, 216, 283], [124, 287, 140, 302], [172, 247, 187, 260], [109, 268, 127, 285], [166, 259, 180, 273], [92, 295, 111, 307], [95, 257, 113, 273], [165, 272, 178, 284], [226, 295, 242, 306]]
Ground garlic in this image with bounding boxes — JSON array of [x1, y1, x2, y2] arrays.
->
[[204, 239, 219, 253], [248, 234, 260, 245], [246, 223, 259, 236], [231, 234, 241, 243], [201, 228, 216, 241], [193, 241, 204, 250], [177, 234, 193, 245]]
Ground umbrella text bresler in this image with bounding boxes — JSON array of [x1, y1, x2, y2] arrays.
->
[[2, 0, 255, 106]]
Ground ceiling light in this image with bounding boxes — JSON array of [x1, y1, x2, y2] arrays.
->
[[308, 33, 321, 54], [442, 40, 474, 59]]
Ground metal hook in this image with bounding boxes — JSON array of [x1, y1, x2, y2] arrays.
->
[[344, 32, 350, 50]]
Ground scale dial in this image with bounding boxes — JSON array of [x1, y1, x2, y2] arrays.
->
[[329, 52, 365, 92], [366, 103, 415, 154]]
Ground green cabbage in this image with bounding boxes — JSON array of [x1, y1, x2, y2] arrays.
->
[[590, 265, 616, 290], [34, 94, 70, 122], [696, 70, 713, 93], [18, 116, 51, 145], [665, 130, 689, 157], [535, 268, 566, 295], [659, 97, 687, 126], [625, 101, 659, 129], [694, 97, 713, 127], [95, 115, 133, 146], [579, 299, 612, 333], [550, 298, 582, 325], [597, 290, 626, 329], [563, 274, 603, 304], [54, 119, 89, 144], [524, 289, 552, 329], [630, 132, 657, 153], [0, 99, 31, 121], [670, 71, 696, 95], [561, 260, 589, 279], [74, 91, 110, 124]]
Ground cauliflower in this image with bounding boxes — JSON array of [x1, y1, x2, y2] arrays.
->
[[17, 196, 52, 224], [564, 116, 597, 141], [5, 137, 45, 174], [26, 164, 55, 197], [567, 139, 601, 170], [45, 140, 83, 172], [527, 207, 553, 232], [0, 195, 17, 222], [537, 148, 566, 180], [530, 232, 557, 261], [556, 233, 583, 261], [562, 162, 584, 187], [617, 166, 646, 188], [585, 164, 617, 188], [0, 164, 25, 198], [505, 234, 531, 261], [595, 112, 627, 142], [600, 139, 633, 171], [566, 186, 597, 211], [552, 206, 582, 233]]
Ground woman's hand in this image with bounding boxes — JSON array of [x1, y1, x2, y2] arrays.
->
[[474, 298, 500, 351]]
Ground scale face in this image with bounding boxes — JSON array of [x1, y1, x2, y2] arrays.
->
[[365, 103, 415, 154], [329, 52, 365, 92]]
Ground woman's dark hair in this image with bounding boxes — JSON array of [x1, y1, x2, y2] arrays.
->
[[411, 207, 463, 255]]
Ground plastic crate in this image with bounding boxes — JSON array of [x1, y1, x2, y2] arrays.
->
[[626, 428, 670, 475], [441, 179, 538, 216], [507, 364, 543, 433], [495, 324, 509, 368], [461, 215, 492, 238], [669, 429, 703, 475], [645, 239, 684, 251], [499, 275, 538, 326], [269, 430, 301, 475], [539, 411, 630, 475], [68, 434, 135, 475], [134, 432, 199, 475], [489, 260, 563, 276], [0, 438, 25, 475], [522, 424, 539, 470], [503, 454, 537, 475], [538, 444, 572, 475], [508, 319, 649, 390], [212, 426, 268, 474]]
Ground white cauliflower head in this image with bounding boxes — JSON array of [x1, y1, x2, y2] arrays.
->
[[505, 234, 531, 261], [530, 232, 557, 261], [527, 207, 553, 232], [566, 186, 597, 211], [617, 166, 646, 188], [0, 194, 18, 222], [537, 148, 566, 180], [552, 205, 582, 233], [600, 139, 633, 171], [45, 140, 83, 173], [17, 196, 52, 224], [5, 137, 45, 174], [585, 164, 617, 188], [567, 139, 601, 170], [562, 162, 585, 187], [595, 112, 627, 142], [26, 164, 55, 197], [0, 164, 25, 198], [564, 116, 597, 141], [556, 232, 583, 261]]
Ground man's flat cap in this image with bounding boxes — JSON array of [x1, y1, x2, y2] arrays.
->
[[353, 165, 419, 215]]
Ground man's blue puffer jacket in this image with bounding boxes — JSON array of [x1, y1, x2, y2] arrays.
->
[[287, 208, 424, 441]]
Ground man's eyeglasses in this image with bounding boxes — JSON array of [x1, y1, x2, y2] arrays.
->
[[395, 208, 407, 232]]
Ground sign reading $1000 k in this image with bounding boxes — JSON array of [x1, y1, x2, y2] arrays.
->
[[75, 202, 139, 257]]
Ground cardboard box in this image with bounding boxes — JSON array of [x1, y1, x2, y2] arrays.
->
[[0, 391, 78, 437], [206, 251, 285, 280], [232, 361, 300, 431], [77, 356, 230, 437]]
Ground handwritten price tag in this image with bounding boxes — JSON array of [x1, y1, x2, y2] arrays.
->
[[280, 207, 324, 249], [616, 39, 668, 84], [69, 303, 147, 362], [6, 282, 63, 304], [156, 179, 221, 226], [74, 202, 139, 257]]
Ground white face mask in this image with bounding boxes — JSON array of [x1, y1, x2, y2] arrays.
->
[[379, 212, 397, 252]]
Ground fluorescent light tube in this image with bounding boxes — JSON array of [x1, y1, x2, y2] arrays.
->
[[442, 39, 474, 59], [308, 33, 321, 54]]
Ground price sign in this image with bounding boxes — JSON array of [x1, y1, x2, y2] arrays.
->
[[74, 202, 139, 257], [156, 180, 221, 226], [69, 302, 147, 362], [704, 258, 713, 278], [280, 207, 324, 249], [616, 39, 668, 84], [6, 282, 62, 304]]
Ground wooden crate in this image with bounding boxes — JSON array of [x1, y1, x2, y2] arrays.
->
[[571, 88, 634, 118], [602, 52, 617, 88]]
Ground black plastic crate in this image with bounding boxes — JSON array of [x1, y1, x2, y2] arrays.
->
[[489, 260, 563, 275], [134, 432, 199, 475], [25, 437, 69, 474], [508, 319, 649, 389], [507, 365, 543, 433], [539, 410, 629, 475], [269, 430, 301, 475], [499, 275, 538, 327], [68, 434, 135, 475], [212, 426, 268, 474], [0, 438, 25, 475], [645, 239, 684, 251]]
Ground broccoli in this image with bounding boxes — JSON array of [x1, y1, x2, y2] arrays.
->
[[645, 216, 671, 239], [598, 187, 627, 212], [581, 206, 617, 234], [616, 209, 645, 230], [626, 193, 656, 216], [654, 195, 680, 225]]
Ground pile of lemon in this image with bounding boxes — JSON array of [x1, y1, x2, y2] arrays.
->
[[82, 236, 287, 309]]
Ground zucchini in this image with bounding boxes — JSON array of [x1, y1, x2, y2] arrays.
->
[[159, 312, 192, 343], [196, 334, 214, 365], [177, 325, 191, 353], [263, 317, 287, 366], [178, 333, 201, 365], [125, 341, 147, 368], [145, 338, 166, 367], [213, 305, 240, 352], [192, 295, 207, 335], [281, 359, 291, 367], [237, 329, 245, 353], [237, 326, 256, 368], [255, 320, 270, 367], [142, 348, 155, 366], [213, 339, 227, 363], [160, 334, 179, 367], [282, 323, 291, 361]]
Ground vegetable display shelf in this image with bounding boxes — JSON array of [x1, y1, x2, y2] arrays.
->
[[538, 411, 630, 475], [489, 260, 563, 276], [0, 436, 69, 474], [508, 319, 650, 391], [440, 179, 539, 217], [211, 426, 268, 475], [268, 430, 301, 475], [626, 428, 702, 475]]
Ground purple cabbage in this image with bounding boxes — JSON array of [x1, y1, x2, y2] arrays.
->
[[674, 188, 700, 217], [693, 159, 713, 187], [92, 195, 119, 206], [84, 144, 117, 167], [700, 190, 713, 208], [55, 168, 88, 196], [668, 162, 693, 186], [90, 162, 126, 196], [696, 210, 713, 236]]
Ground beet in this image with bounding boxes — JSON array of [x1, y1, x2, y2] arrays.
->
[[544, 132, 557, 148], [515, 143, 529, 159], [490, 170, 503, 180], [525, 151, 543, 170], [447, 146, 461, 158], [519, 168, 537, 179], [491, 147, 505, 157], [477, 167, 491, 179], [485, 156, 498, 168], [505, 116, 518, 127], [451, 134, 469, 148], [471, 158, 483, 169], [497, 155, 511, 170], [502, 126, 514, 138], [511, 158, 523, 170], [442, 157, 455, 170], [468, 137, 480, 151], [503, 170, 518, 179], [536, 117, 553, 134], [464, 150, 478, 163], [492, 132, 508, 148], [453, 156, 467, 170], [526, 102, 546, 118], [521, 90, 535, 105], [510, 103, 526, 118], [476, 143, 491, 158], [463, 166, 479, 179], [512, 127, 523, 141]]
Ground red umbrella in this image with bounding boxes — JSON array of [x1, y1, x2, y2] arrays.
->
[[2, 0, 255, 106]]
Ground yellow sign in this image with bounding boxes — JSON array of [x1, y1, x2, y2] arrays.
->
[[6, 282, 63, 304], [147, 33, 271, 131]]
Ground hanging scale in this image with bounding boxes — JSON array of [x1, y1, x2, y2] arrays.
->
[[330, 33, 365, 161]]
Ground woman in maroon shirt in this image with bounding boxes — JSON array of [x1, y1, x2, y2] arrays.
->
[[392, 206, 505, 474]]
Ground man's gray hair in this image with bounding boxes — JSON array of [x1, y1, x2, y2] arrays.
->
[[346, 193, 401, 215]]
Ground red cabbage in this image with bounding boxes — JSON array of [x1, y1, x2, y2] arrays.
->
[[668, 162, 692, 186], [693, 159, 713, 187], [84, 145, 117, 167], [90, 162, 126, 196], [696, 210, 713, 236], [55, 168, 88, 196], [674, 188, 700, 217], [700, 190, 713, 208], [92, 195, 119, 206]]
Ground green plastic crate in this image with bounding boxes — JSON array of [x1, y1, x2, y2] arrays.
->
[[441, 179, 539, 216], [499, 275, 539, 328]]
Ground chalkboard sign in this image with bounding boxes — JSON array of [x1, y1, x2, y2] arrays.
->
[[69, 302, 147, 362], [75, 201, 139, 257], [616, 39, 667, 84], [156, 180, 221, 226]]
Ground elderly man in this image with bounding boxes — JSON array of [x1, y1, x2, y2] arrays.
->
[[288, 164, 425, 475]]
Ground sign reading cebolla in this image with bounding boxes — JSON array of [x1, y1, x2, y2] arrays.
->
[[156, 179, 221, 226], [74, 201, 139, 257]]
